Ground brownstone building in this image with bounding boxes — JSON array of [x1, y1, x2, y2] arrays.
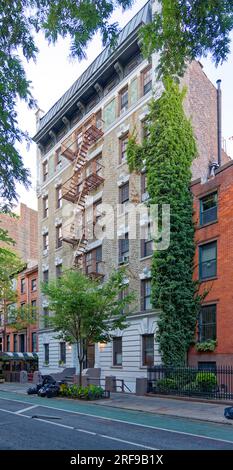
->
[[189, 161, 233, 367]]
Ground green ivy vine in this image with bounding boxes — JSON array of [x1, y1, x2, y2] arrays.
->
[[127, 78, 202, 366]]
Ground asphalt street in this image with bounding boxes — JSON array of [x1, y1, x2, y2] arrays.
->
[[0, 395, 233, 450]]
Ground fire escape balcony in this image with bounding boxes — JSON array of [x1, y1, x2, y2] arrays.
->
[[62, 160, 104, 204], [61, 114, 104, 162], [85, 259, 105, 279], [62, 222, 86, 247]]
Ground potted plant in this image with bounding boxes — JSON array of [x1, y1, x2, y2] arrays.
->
[[195, 339, 217, 352], [59, 360, 65, 367], [43, 360, 49, 366]]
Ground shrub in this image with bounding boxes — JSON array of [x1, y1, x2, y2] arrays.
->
[[156, 378, 178, 392], [58, 384, 104, 400], [195, 372, 217, 392]]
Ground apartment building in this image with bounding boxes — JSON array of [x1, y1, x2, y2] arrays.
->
[[189, 161, 233, 368], [0, 203, 38, 265], [33, 1, 228, 390]]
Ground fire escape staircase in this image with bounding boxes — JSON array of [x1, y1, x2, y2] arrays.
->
[[61, 117, 104, 270]]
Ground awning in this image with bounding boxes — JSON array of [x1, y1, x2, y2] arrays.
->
[[0, 352, 38, 360]]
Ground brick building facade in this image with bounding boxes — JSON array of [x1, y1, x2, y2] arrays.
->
[[2, 265, 38, 355], [189, 161, 233, 367], [33, 1, 229, 390], [0, 203, 38, 264]]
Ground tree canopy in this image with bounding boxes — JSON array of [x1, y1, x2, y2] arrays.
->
[[42, 268, 134, 382], [0, 0, 133, 211], [141, 0, 233, 78], [1, 0, 233, 209]]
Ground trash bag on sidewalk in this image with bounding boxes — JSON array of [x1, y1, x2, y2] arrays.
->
[[224, 407, 233, 419]]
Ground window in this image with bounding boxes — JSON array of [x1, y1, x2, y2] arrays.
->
[[7, 335, 10, 352], [119, 182, 129, 205], [32, 332, 37, 352], [43, 307, 49, 328], [56, 224, 62, 248], [141, 172, 149, 201], [113, 337, 122, 366], [43, 161, 48, 182], [119, 87, 128, 114], [43, 196, 48, 218], [21, 278, 25, 294], [13, 334, 17, 353], [60, 342, 66, 364], [142, 120, 150, 140], [200, 192, 217, 226], [56, 264, 62, 278], [31, 279, 37, 291], [56, 186, 62, 209], [44, 343, 49, 364], [141, 224, 153, 257], [119, 233, 129, 264], [43, 233, 49, 251], [31, 300, 36, 308], [199, 241, 217, 280], [141, 279, 152, 311], [96, 109, 102, 129], [142, 334, 154, 366], [119, 135, 128, 163], [198, 305, 216, 342], [85, 247, 102, 275], [43, 270, 49, 283], [0, 337, 2, 352], [55, 148, 62, 167], [19, 334, 25, 353], [142, 65, 152, 95], [93, 199, 102, 225]]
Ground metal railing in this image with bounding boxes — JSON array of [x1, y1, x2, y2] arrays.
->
[[147, 365, 233, 400], [86, 376, 132, 393]]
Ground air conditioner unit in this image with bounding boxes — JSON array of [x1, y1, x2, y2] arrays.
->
[[119, 255, 129, 265]]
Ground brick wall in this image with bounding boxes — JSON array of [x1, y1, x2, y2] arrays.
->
[[190, 161, 233, 366], [0, 203, 38, 263]]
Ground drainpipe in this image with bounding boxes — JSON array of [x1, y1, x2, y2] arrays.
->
[[216, 79, 222, 167]]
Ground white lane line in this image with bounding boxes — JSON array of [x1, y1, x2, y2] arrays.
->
[[0, 395, 233, 445], [76, 429, 96, 435], [0, 407, 31, 418], [32, 418, 74, 430], [99, 434, 156, 450], [16, 405, 38, 414]]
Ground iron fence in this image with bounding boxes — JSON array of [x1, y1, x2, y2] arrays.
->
[[147, 365, 233, 400]]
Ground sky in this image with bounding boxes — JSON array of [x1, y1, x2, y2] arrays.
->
[[16, 0, 233, 211]]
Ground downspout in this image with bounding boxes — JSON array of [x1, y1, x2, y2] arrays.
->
[[216, 79, 222, 167]]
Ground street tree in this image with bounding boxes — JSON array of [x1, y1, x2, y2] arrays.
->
[[42, 269, 134, 384], [141, 0, 233, 78], [0, 0, 133, 211]]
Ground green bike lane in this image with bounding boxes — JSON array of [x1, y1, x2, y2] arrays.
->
[[0, 389, 233, 445]]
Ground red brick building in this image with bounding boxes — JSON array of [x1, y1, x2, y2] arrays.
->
[[0, 203, 37, 264], [189, 161, 233, 367]]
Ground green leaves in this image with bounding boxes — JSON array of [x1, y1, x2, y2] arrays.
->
[[140, 0, 233, 79], [125, 78, 202, 366], [0, 0, 133, 210], [42, 268, 134, 345]]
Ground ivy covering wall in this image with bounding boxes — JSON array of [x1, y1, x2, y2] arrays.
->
[[127, 78, 201, 365]]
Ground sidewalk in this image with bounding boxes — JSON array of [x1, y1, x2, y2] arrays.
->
[[0, 382, 232, 426]]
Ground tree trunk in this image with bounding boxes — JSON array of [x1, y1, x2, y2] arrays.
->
[[77, 342, 83, 386]]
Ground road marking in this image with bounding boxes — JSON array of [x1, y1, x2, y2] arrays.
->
[[0, 405, 157, 449], [0, 394, 233, 445], [16, 405, 38, 414], [99, 434, 156, 450]]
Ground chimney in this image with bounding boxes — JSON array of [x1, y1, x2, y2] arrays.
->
[[216, 79, 222, 167]]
